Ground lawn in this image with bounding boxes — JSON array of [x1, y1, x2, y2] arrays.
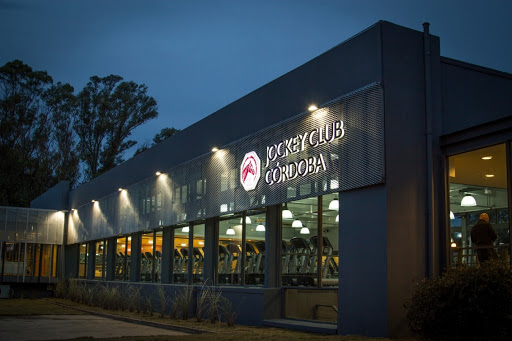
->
[[0, 298, 415, 341]]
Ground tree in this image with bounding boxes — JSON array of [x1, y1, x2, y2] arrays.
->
[[0, 60, 78, 206], [134, 127, 180, 156], [75, 75, 158, 180]]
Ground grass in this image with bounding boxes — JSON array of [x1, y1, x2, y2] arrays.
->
[[0, 298, 416, 341]]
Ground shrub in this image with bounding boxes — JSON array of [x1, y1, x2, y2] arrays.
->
[[55, 280, 69, 299], [175, 286, 194, 320], [405, 260, 512, 340], [156, 286, 168, 318]]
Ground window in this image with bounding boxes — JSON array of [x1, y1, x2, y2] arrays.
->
[[217, 210, 265, 286], [173, 224, 189, 283], [448, 144, 510, 267], [79, 243, 88, 279], [192, 223, 205, 283], [115, 236, 130, 281], [94, 240, 106, 279]]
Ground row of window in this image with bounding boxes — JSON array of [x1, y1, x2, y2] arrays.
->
[[78, 193, 340, 287]]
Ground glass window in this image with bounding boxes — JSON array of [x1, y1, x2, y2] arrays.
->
[[155, 231, 162, 282], [218, 214, 243, 285], [245, 209, 266, 286], [448, 144, 510, 267], [94, 240, 106, 279], [281, 198, 318, 287], [141, 232, 154, 282], [321, 194, 339, 287], [40, 244, 51, 277], [193, 223, 205, 283], [79, 243, 88, 279], [52, 245, 58, 278], [115, 236, 130, 281], [173, 224, 189, 283]]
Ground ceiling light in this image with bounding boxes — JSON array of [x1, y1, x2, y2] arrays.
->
[[308, 105, 318, 112], [329, 197, 339, 211], [300, 227, 310, 235], [292, 219, 303, 228], [484, 174, 494, 178], [212, 147, 219, 152], [256, 224, 265, 232], [282, 204, 293, 219], [481, 156, 493, 160], [335, 215, 339, 222], [451, 242, 457, 248], [461, 194, 477, 207], [182, 226, 189, 233], [450, 211, 455, 220], [226, 228, 235, 235], [240, 216, 252, 224]]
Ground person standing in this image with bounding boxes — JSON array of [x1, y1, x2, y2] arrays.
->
[[470, 213, 498, 263]]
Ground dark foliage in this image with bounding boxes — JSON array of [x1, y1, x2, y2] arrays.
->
[[405, 260, 512, 341]]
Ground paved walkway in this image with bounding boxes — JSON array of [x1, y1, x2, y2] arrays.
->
[[0, 314, 189, 340]]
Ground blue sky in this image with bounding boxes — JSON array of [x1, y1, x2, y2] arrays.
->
[[1, 0, 511, 157]]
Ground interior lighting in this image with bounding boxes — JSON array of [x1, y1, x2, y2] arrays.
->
[[256, 224, 265, 232], [481, 156, 493, 160], [451, 242, 457, 248], [335, 215, 339, 222], [182, 226, 190, 233], [282, 204, 293, 219], [450, 211, 455, 220], [181, 243, 187, 247], [240, 216, 252, 224], [148, 240, 153, 244], [212, 147, 219, 152], [292, 219, 303, 228], [329, 197, 339, 211], [300, 227, 310, 235], [485, 174, 495, 178], [226, 228, 235, 235], [461, 194, 477, 207], [308, 105, 318, 112]]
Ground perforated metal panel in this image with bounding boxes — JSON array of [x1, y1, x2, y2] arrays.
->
[[0, 206, 64, 244], [69, 83, 384, 243]]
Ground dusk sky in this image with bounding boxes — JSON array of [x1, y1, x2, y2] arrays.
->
[[1, 0, 511, 157]]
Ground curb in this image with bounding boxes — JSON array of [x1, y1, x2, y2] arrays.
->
[[44, 299, 210, 335]]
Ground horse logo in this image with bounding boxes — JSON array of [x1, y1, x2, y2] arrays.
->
[[240, 151, 261, 191]]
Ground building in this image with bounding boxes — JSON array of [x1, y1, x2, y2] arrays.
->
[[1, 21, 511, 337]]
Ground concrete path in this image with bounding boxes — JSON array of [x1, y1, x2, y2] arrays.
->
[[0, 314, 189, 340]]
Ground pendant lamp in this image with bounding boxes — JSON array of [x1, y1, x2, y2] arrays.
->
[[256, 224, 265, 232], [300, 227, 310, 235], [292, 219, 303, 228], [329, 197, 339, 211], [450, 211, 455, 220], [182, 226, 189, 233], [335, 215, 339, 222], [282, 203, 293, 219], [240, 216, 252, 224], [461, 194, 477, 207], [226, 228, 235, 235]]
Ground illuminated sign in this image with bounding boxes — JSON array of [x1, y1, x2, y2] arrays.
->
[[240, 119, 345, 190], [240, 151, 261, 191], [264, 120, 345, 186]]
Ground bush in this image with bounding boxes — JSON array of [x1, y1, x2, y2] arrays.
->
[[405, 260, 512, 340]]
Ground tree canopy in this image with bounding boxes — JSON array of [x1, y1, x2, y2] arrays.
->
[[134, 127, 180, 156], [0, 60, 160, 206]]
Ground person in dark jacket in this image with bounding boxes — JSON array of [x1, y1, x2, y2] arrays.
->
[[470, 212, 498, 263]]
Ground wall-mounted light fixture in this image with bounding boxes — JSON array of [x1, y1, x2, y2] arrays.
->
[[212, 147, 219, 152], [155, 171, 162, 176], [308, 105, 318, 112]]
